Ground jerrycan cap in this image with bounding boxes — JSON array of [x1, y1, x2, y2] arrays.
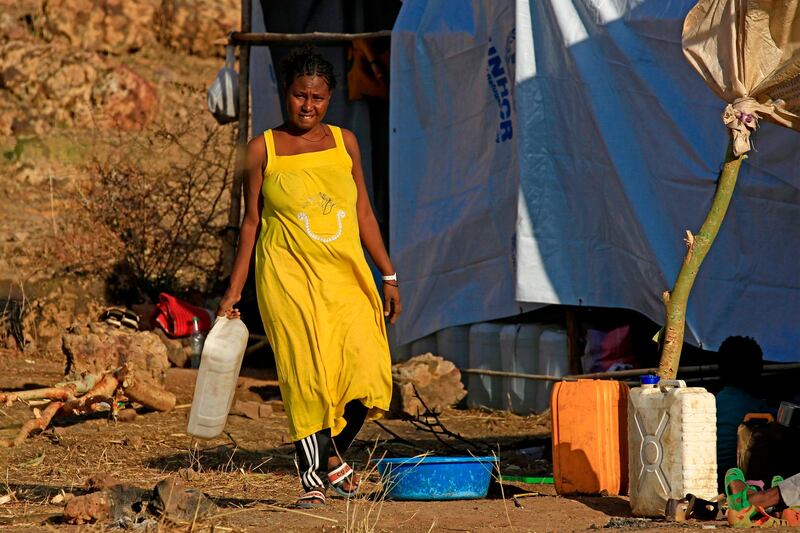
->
[[640, 374, 660, 385]]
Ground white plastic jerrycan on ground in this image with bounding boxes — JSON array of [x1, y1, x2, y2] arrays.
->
[[436, 325, 470, 371], [536, 329, 569, 412], [187, 316, 249, 439], [466, 322, 505, 410], [410, 333, 438, 357], [499, 324, 551, 414], [628, 377, 717, 517]]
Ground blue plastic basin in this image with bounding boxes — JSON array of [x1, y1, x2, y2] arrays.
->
[[374, 456, 498, 500]]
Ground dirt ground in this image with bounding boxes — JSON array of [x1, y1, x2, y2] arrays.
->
[[0, 351, 736, 532]]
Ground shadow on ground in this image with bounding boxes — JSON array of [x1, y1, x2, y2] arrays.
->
[[567, 494, 633, 517], [146, 443, 279, 474], [148, 431, 552, 477]]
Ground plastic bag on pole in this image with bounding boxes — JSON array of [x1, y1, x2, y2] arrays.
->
[[207, 45, 239, 125], [683, 0, 800, 154]]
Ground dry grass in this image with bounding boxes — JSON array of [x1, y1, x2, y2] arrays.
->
[[342, 440, 391, 533], [0, 358, 556, 531]]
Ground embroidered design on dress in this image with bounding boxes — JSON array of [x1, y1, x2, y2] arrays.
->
[[303, 192, 336, 215], [297, 209, 346, 243]]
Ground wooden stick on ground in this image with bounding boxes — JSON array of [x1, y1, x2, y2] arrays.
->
[[0, 386, 77, 405], [61, 373, 120, 416], [118, 367, 176, 412], [0, 400, 64, 448], [512, 492, 540, 508], [265, 503, 338, 523], [0, 374, 98, 406], [0, 365, 178, 447]]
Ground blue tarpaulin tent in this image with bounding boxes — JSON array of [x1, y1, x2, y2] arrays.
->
[[389, 0, 800, 362]]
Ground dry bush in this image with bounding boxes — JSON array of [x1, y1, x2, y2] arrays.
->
[[56, 112, 236, 301]]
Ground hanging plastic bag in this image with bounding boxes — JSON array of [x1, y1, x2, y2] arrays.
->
[[683, 0, 800, 155], [207, 45, 239, 125]]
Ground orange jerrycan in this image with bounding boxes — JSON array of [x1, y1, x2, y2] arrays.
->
[[551, 379, 629, 495]]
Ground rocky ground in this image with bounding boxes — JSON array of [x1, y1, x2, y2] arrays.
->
[[0, 0, 235, 295]]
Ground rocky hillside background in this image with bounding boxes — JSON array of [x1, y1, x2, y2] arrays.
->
[[0, 0, 242, 355]]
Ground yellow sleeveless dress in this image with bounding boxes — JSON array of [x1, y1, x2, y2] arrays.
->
[[255, 125, 392, 441]]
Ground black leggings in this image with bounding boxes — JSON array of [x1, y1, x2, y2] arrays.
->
[[294, 400, 368, 492]]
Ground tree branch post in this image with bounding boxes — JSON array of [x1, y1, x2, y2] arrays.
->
[[658, 137, 744, 379]]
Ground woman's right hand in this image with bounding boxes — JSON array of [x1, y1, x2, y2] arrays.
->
[[217, 291, 241, 319]]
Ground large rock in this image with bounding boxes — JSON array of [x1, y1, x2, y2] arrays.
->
[[41, 0, 160, 54], [0, 41, 158, 133], [154, 329, 190, 368], [156, 0, 239, 57], [390, 353, 467, 417], [21, 291, 104, 355], [62, 323, 170, 386], [92, 64, 159, 129], [151, 476, 217, 522]]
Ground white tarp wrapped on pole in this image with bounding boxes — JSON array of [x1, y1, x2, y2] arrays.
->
[[389, 0, 800, 362], [683, 0, 800, 156]]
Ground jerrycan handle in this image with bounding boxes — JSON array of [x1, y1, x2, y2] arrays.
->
[[743, 413, 774, 423], [658, 379, 687, 392]]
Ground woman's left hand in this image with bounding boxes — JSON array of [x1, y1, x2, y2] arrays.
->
[[382, 284, 402, 324]]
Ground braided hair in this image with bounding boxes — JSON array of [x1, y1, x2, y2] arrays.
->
[[281, 47, 337, 91]]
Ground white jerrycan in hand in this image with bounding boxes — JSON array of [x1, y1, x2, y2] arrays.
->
[[187, 316, 249, 439]]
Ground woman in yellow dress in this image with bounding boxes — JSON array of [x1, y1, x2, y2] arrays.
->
[[217, 49, 401, 508]]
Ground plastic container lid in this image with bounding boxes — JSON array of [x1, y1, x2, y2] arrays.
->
[[640, 374, 660, 385]]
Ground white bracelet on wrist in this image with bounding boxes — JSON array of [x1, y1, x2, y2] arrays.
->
[[381, 273, 397, 281]]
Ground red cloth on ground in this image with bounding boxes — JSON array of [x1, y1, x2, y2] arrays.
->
[[153, 293, 212, 338]]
